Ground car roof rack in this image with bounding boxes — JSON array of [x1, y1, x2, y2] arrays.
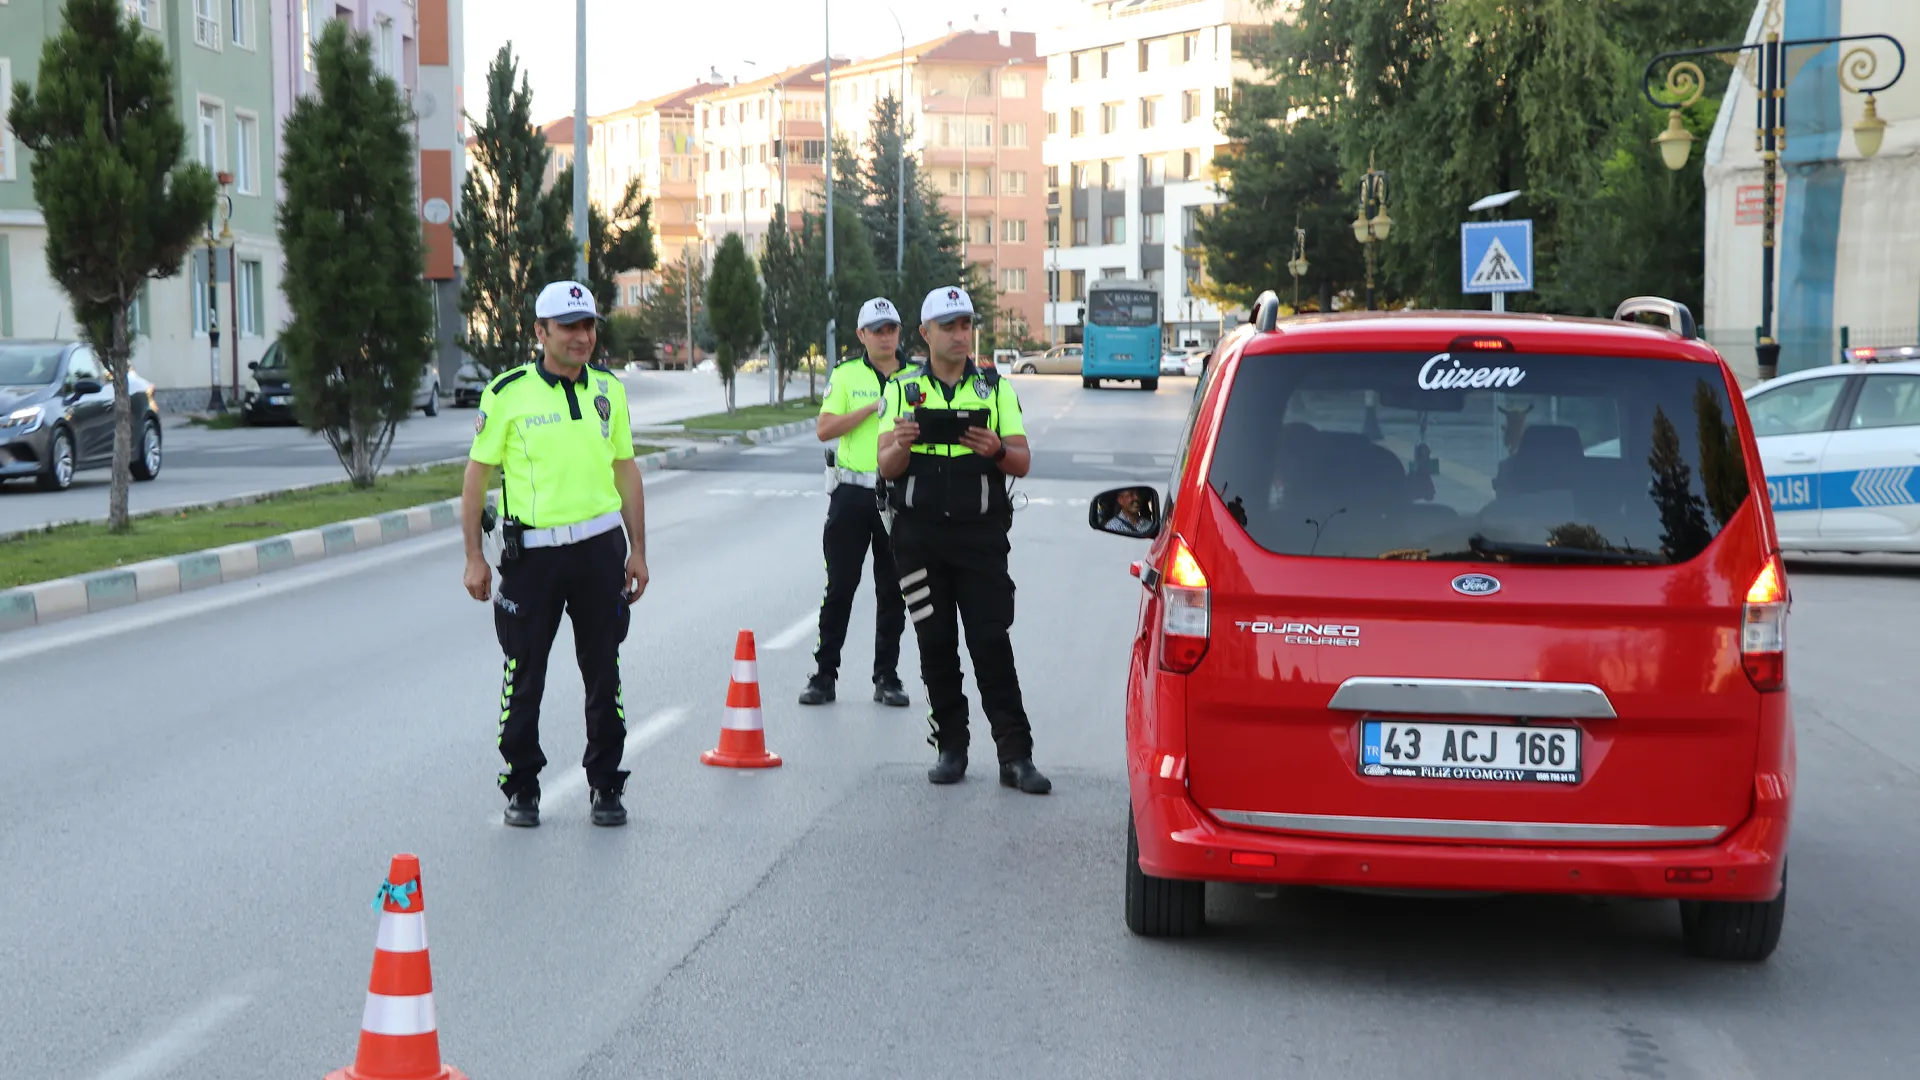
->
[[1613, 296, 1697, 339]]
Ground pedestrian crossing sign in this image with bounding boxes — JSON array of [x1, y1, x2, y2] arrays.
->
[[1460, 220, 1534, 294]]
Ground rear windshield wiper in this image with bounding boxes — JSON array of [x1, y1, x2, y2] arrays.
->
[[1466, 536, 1664, 566]]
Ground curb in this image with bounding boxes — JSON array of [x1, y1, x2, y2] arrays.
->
[[0, 422, 796, 636]]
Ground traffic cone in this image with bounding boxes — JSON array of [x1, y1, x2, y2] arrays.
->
[[701, 629, 783, 768], [327, 854, 467, 1080]]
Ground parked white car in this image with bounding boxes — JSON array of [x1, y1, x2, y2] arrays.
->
[[1744, 349, 1920, 553]]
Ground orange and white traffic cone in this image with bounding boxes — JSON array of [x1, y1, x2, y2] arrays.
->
[[701, 629, 783, 768], [327, 854, 467, 1080]]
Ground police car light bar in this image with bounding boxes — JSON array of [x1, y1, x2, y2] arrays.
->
[[1848, 345, 1920, 363]]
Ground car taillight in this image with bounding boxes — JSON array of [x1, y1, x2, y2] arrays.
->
[[1742, 557, 1787, 691], [1158, 534, 1209, 674]]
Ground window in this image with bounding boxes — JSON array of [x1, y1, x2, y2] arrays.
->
[[1046, 216, 1059, 245], [1071, 51, 1088, 82], [1045, 165, 1059, 190], [0, 58, 12, 181], [1100, 266, 1127, 280], [1141, 153, 1166, 187], [1141, 211, 1165, 244], [798, 139, 825, 164], [1182, 89, 1203, 123], [125, 1, 157, 26], [1848, 375, 1920, 429], [1101, 159, 1123, 190], [1067, 269, 1086, 301], [1101, 102, 1120, 134], [1046, 112, 1058, 136], [238, 259, 263, 336], [719, 193, 731, 214], [1140, 96, 1160, 129], [1180, 32, 1202, 63], [1101, 45, 1122, 78], [194, 0, 219, 48], [1047, 270, 1059, 301], [1001, 122, 1027, 148], [1072, 162, 1090, 188], [300, 0, 313, 70], [1072, 219, 1088, 246], [191, 253, 220, 334], [1206, 355, 1749, 565], [968, 218, 992, 246], [1001, 268, 1028, 293], [373, 16, 394, 72], [1002, 219, 1028, 243], [1103, 214, 1126, 244], [197, 101, 222, 171], [1001, 171, 1026, 196], [1746, 377, 1846, 437], [233, 114, 257, 194], [1215, 86, 1232, 116], [1069, 108, 1084, 136], [230, 0, 247, 46], [1001, 71, 1027, 98], [946, 170, 964, 195]]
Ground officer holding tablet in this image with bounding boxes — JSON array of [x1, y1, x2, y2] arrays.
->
[[876, 286, 1050, 795]]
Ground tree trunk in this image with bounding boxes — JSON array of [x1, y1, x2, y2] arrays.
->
[[350, 415, 376, 488], [107, 306, 134, 533]]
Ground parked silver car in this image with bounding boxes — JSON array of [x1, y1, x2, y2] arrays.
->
[[0, 340, 163, 491]]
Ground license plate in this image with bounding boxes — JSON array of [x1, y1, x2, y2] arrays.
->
[[1360, 720, 1581, 784], [1113, 353, 1132, 360], [270, 395, 291, 405]]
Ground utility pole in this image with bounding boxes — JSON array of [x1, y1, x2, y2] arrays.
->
[[572, 0, 589, 283], [823, 1, 836, 371]]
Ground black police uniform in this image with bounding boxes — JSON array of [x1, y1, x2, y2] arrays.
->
[[879, 360, 1048, 792]]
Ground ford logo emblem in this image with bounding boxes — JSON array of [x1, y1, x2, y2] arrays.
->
[[1451, 573, 1502, 596]]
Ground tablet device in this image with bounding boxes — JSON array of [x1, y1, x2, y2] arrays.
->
[[912, 407, 991, 445]]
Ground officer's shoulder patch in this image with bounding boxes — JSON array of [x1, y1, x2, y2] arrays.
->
[[488, 367, 531, 395]]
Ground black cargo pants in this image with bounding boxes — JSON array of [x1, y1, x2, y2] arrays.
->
[[812, 482, 907, 685], [492, 527, 632, 798], [889, 514, 1033, 763]]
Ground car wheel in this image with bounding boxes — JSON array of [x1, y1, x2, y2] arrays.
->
[[131, 417, 163, 481], [1125, 812, 1205, 938], [1017, 363, 1036, 374], [1679, 861, 1786, 961], [1142, 378, 1160, 392], [423, 383, 440, 416], [37, 427, 76, 492]]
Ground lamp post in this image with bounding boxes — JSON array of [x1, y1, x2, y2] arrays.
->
[[1350, 150, 1391, 311], [204, 174, 234, 412], [1286, 216, 1308, 312], [1643, 9, 1903, 380], [883, 4, 906, 280]]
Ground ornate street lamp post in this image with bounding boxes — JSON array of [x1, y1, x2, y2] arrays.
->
[[1285, 216, 1308, 312], [1350, 150, 1391, 311]]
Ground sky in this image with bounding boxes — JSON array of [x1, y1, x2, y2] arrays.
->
[[461, 0, 1088, 125]]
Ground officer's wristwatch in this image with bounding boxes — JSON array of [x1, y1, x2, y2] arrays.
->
[[991, 442, 1008, 463]]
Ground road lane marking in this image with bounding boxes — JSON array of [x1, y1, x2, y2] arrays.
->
[[1072, 453, 1114, 464], [91, 991, 253, 1080], [764, 611, 818, 651], [513, 706, 691, 816]]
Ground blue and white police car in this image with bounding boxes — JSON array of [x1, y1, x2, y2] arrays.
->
[[1745, 346, 1920, 553]]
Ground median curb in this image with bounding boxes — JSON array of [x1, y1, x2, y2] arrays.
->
[[0, 426, 783, 636]]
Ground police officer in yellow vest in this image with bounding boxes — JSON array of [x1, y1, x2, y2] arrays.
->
[[877, 286, 1050, 794], [799, 297, 911, 708], [461, 280, 650, 829]]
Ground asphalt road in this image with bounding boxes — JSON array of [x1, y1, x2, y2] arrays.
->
[[0, 367, 787, 536], [3, 372, 1917, 1080]]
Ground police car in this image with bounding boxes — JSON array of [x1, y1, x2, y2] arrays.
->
[[1745, 346, 1920, 554]]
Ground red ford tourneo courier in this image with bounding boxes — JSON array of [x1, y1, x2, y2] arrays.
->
[[1090, 297, 1793, 961]]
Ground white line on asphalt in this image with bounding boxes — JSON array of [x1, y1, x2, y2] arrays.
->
[[763, 611, 818, 651], [91, 992, 252, 1080], [1072, 453, 1115, 464], [516, 706, 691, 815]]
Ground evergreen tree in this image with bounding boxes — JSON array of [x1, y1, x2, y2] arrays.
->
[[845, 98, 972, 355], [760, 208, 820, 400], [638, 250, 712, 369], [8, 0, 215, 530], [277, 20, 434, 488], [705, 234, 763, 412], [800, 200, 886, 368], [549, 165, 655, 362], [454, 45, 573, 378]]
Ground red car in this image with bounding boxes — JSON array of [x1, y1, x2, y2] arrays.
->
[[1090, 296, 1793, 961]]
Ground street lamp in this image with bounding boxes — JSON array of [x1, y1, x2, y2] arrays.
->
[[1643, 8, 1904, 380], [1350, 149, 1391, 311], [204, 173, 234, 412], [1285, 216, 1308, 312]]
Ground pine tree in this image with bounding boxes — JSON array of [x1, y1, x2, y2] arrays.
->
[[8, 0, 215, 531], [277, 20, 434, 488], [549, 165, 655, 361], [705, 234, 763, 412], [639, 251, 712, 369], [454, 45, 573, 378], [760, 208, 819, 401]]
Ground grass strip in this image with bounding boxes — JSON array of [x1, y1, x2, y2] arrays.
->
[[671, 397, 820, 434]]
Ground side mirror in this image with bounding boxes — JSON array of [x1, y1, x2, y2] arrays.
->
[[71, 378, 104, 396], [1089, 485, 1162, 539], [247, 361, 259, 371]]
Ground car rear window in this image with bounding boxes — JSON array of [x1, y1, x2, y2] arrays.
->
[[1206, 351, 1751, 565]]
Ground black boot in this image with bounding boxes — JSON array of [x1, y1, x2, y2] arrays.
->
[[503, 790, 541, 827], [928, 748, 968, 785], [591, 787, 628, 827], [874, 676, 909, 707], [799, 674, 835, 705], [999, 759, 1052, 795]]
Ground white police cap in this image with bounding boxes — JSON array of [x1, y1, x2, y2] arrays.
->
[[921, 285, 975, 326], [857, 297, 902, 330], [534, 280, 604, 325]]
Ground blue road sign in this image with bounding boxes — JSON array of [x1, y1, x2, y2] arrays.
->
[[1461, 220, 1533, 294]]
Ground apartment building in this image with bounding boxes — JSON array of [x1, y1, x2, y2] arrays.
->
[[1039, 0, 1263, 349], [832, 30, 1046, 345], [690, 60, 830, 260], [2, 0, 281, 409], [587, 82, 707, 310]]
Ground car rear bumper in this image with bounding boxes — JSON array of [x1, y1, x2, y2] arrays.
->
[[1133, 788, 1789, 903]]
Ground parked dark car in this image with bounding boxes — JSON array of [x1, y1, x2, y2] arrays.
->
[[453, 357, 487, 407], [0, 340, 164, 491], [244, 340, 443, 424]]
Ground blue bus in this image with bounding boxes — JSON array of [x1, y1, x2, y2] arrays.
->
[[1082, 279, 1163, 390]]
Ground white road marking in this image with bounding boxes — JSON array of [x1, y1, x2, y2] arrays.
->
[[517, 706, 691, 814], [764, 610, 819, 651], [91, 992, 253, 1080], [740, 447, 793, 456], [1072, 453, 1114, 464]]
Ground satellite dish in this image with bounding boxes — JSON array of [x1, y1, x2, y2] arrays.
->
[[1468, 190, 1523, 212]]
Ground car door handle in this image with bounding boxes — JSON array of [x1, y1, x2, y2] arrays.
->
[[1782, 453, 1817, 464]]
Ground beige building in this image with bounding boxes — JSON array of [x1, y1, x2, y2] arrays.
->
[[690, 60, 831, 260], [587, 83, 708, 310], [831, 30, 1047, 346]]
